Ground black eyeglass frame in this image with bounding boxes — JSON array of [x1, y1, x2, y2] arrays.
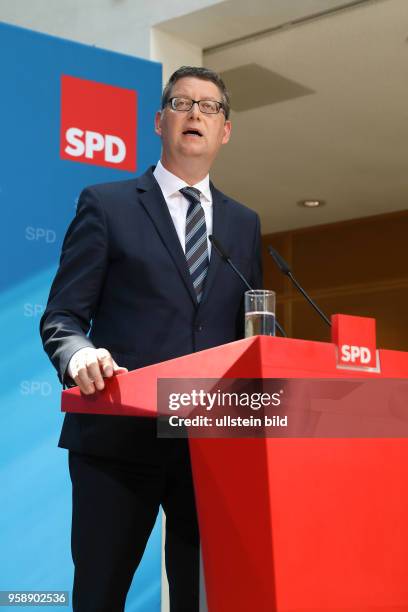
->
[[167, 97, 225, 115]]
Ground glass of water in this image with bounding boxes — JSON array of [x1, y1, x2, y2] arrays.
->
[[245, 290, 276, 337]]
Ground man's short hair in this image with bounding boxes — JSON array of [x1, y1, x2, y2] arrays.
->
[[161, 66, 231, 120]]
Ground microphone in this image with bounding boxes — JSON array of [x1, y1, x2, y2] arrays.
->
[[209, 235, 287, 337], [267, 246, 331, 327]]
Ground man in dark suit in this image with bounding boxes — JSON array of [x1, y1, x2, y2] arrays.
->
[[40, 66, 262, 611]]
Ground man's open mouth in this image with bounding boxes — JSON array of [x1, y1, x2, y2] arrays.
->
[[182, 129, 203, 137]]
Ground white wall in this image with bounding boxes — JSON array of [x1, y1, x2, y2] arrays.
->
[[151, 27, 202, 84], [0, 0, 219, 60]]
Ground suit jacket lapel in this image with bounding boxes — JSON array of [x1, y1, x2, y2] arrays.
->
[[199, 183, 229, 307], [136, 168, 197, 305]]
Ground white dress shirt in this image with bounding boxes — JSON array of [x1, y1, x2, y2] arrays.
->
[[153, 160, 213, 255]]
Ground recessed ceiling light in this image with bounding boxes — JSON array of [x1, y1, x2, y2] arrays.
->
[[298, 199, 326, 208]]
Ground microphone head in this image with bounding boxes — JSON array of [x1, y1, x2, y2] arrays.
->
[[267, 246, 291, 275], [209, 235, 230, 261]]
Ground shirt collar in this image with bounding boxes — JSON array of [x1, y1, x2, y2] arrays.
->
[[154, 160, 211, 203]]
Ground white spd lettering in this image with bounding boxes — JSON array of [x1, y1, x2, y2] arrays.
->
[[341, 345, 371, 364], [65, 128, 126, 163], [25, 227, 56, 242]]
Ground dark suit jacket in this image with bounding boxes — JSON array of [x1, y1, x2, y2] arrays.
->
[[40, 166, 262, 460]]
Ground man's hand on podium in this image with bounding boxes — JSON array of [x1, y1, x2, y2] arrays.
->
[[67, 347, 128, 395]]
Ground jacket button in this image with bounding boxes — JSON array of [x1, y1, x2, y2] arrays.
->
[[195, 324, 203, 332]]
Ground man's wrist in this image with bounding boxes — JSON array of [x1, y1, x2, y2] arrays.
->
[[67, 347, 94, 379]]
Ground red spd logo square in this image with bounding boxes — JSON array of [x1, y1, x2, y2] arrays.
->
[[60, 75, 137, 171], [332, 314, 378, 370]]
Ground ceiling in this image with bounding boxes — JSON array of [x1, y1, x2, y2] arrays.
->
[[157, 0, 408, 232]]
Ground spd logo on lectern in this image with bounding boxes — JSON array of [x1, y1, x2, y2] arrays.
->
[[60, 75, 137, 171], [333, 314, 379, 372]]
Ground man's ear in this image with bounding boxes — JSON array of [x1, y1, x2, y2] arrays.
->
[[154, 110, 163, 137], [222, 119, 232, 145]]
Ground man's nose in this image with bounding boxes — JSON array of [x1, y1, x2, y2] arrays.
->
[[188, 101, 201, 118]]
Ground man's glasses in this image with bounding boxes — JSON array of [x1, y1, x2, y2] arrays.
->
[[168, 97, 224, 115]]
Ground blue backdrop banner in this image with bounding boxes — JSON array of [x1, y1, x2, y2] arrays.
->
[[0, 22, 162, 612]]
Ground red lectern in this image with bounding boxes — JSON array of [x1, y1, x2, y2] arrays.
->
[[62, 315, 408, 612]]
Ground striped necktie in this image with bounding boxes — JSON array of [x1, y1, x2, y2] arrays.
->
[[180, 186, 209, 303]]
